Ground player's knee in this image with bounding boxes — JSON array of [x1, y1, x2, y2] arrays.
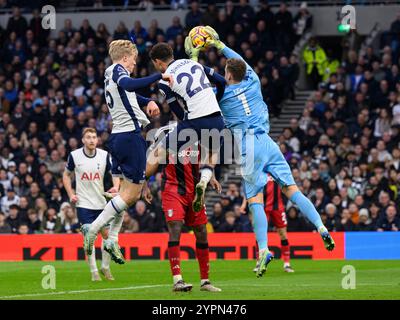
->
[[194, 224, 206, 233], [120, 191, 141, 206], [132, 192, 142, 204], [283, 184, 299, 197], [194, 224, 208, 243], [277, 227, 287, 239]]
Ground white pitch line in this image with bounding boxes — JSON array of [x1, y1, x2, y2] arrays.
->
[[239, 283, 397, 287], [0, 284, 170, 299], [1, 283, 396, 299]]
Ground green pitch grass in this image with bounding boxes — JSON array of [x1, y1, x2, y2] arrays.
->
[[0, 260, 399, 300]]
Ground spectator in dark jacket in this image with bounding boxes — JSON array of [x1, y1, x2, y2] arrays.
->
[[214, 10, 233, 41], [30, 9, 50, 46], [324, 203, 341, 231], [338, 209, 356, 231], [27, 208, 41, 234], [274, 2, 293, 54], [210, 202, 225, 232], [256, 0, 275, 31], [166, 16, 183, 41], [377, 205, 400, 231], [41, 207, 62, 233], [5, 204, 21, 233], [0, 212, 12, 233], [201, 3, 218, 27], [233, 204, 252, 232], [286, 207, 311, 232], [6, 7, 28, 38], [218, 211, 242, 232], [185, 1, 203, 31], [18, 224, 29, 235], [220, 196, 233, 214], [233, 0, 255, 32], [355, 208, 375, 231], [130, 200, 155, 233]]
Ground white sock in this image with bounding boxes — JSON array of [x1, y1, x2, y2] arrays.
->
[[108, 211, 125, 242], [173, 274, 182, 284], [200, 167, 213, 184], [200, 279, 209, 285], [259, 248, 268, 257], [284, 262, 290, 268], [101, 239, 111, 270], [88, 244, 98, 273], [90, 195, 128, 234]]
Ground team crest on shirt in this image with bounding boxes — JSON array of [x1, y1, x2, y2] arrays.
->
[[168, 209, 173, 217]]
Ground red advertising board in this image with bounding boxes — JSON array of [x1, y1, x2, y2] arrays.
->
[[0, 232, 345, 261]]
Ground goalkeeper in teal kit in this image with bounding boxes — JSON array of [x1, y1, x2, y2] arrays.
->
[[185, 27, 335, 278]]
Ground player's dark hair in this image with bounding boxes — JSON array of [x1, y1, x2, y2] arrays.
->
[[226, 58, 246, 82], [149, 43, 174, 62]]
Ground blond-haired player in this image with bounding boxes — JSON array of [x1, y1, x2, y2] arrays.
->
[[63, 128, 120, 281], [81, 40, 173, 263]]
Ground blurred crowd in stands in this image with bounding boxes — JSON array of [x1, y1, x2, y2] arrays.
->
[[0, 0, 396, 11], [0, 1, 399, 234], [281, 13, 400, 232]]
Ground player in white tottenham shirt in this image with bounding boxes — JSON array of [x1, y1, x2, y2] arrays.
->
[[63, 128, 120, 281], [81, 40, 173, 263], [149, 43, 225, 213]]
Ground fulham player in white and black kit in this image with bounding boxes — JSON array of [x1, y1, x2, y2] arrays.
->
[[63, 127, 120, 281]]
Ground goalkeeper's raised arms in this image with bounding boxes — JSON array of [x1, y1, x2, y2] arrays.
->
[[203, 26, 226, 51], [185, 26, 226, 61], [203, 26, 219, 40]]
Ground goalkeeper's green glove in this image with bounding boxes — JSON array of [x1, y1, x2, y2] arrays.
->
[[204, 26, 226, 51], [184, 36, 201, 62]]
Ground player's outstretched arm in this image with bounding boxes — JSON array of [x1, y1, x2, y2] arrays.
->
[[113, 68, 173, 92], [136, 94, 152, 107], [204, 26, 246, 61], [137, 94, 160, 117], [203, 66, 226, 101], [206, 26, 258, 82]]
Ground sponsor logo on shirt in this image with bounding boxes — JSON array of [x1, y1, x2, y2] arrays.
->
[[80, 172, 101, 181]]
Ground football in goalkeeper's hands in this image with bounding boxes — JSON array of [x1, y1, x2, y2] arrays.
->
[[189, 26, 211, 50]]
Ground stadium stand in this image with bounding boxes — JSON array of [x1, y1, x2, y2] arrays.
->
[[0, 1, 399, 235]]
